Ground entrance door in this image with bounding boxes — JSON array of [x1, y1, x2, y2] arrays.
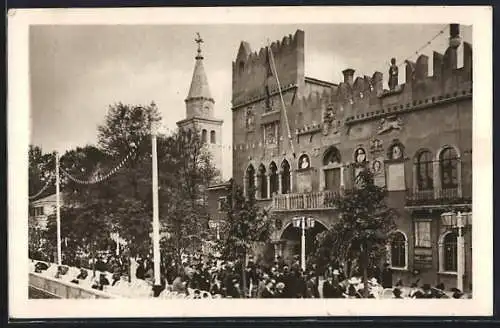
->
[[324, 168, 341, 191]]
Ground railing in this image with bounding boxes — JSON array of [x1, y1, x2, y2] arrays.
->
[[272, 190, 341, 211], [406, 187, 472, 206]]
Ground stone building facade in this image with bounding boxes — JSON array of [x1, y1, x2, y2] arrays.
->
[[229, 25, 473, 290]]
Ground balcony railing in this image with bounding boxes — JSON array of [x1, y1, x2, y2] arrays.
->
[[406, 187, 472, 206], [272, 190, 341, 211]]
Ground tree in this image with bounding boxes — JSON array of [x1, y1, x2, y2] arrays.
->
[[316, 168, 397, 297], [157, 127, 218, 270], [218, 180, 272, 295], [29, 145, 56, 200]]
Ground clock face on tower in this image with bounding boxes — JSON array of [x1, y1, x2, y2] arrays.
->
[[201, 104, 210, 117]]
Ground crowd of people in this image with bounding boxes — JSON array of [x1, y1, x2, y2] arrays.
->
[[32, 249, 468, 299]]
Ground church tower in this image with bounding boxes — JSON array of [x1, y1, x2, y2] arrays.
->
[[177, 33, 224, 179]]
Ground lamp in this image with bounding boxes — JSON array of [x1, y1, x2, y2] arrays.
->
[[440, 210, 473, 293]]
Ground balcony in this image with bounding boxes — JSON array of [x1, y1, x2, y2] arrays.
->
[[406, 187, 472, 207], [272, 190, 340, 211]]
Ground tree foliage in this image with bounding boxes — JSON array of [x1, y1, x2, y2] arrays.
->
[[44, 102, 217, 265], [315, 169, 397, 291], [28, 145, 56, 200], [218, 181, 271, 260]]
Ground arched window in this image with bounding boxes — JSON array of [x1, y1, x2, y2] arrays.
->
[[440, 147, 459, 189], [258, 164, 268, 199], [416, 150, 433, 190], [443, 232, 458, 272], [210, 130, 216, 144], [323, 146, 341, 166], [269, 162, 279, 195], [246, 165, 255, 197], [238, 61, 245, 75], [201, 129, 208, 143], [281, 160, 291, 194], [390, 232, 407, 268]]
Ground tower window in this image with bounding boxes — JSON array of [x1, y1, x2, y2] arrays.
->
[[202, 129, 208, 143], [210, 130, 216, 144]]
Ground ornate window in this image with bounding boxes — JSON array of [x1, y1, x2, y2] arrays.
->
[[390, 232, 407, 269], [440, 231, 458, 272], [281, 160, 291, 194], [416, 150, 433, 190], [269, 162, 279, 195], [414, 221, 432, 248], [246, 165, 255, 197], [258, 164, 268, 199], [323, 146, 341, 166], [440, 147, 459, 189], [210, 130, 216, 144], [201, 129, 208, 143]]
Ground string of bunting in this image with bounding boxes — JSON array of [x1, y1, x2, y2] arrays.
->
[[394, 24, 448, 68], [28, 172, 55, 200], [60, 135, 144, 185]]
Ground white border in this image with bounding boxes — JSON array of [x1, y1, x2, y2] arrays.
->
[[8, 6, 493, 318]]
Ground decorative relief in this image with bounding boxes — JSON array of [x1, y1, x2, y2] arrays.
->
[[312, 147, 321, 158], [388, 139, 405, 160], [370, 138, 384, 153], [322, 105, 339, 136], [377, 115, 403, 135], [245, 107, 255, 131], [298, 154, 310, 170], [263, 122, 279, 147], [354, 147, 367, 164]]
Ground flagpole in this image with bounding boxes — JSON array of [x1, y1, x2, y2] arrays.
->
[[151, 124, 161, 294], [55, 152, 62, 266]]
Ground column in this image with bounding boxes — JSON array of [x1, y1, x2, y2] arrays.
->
[[301, 218, 306, 271], [243, 174, 247, 198], [267, 174, 271, 199], [278, 172, 283, 194], [290, 169, 294, 193], [457, 226, 465, 291], [340, 165, 345, 188]]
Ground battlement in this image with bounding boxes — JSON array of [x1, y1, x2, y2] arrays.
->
[[294, 39, 472, 131], [232, 30, 305, 106]]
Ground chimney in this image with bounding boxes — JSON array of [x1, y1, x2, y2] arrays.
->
[[449, 24, 461, 49], [342, 68, 355, 85]]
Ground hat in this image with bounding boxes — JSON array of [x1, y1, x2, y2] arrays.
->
[[348, 277, 361, 285], [276, 282, 285, 289], [369, 277, 378, 285], [333, 269, 340, 275], [393, 288, 402, 297]]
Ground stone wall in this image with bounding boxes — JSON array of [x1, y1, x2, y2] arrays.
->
[[29, 272, 115, 299]]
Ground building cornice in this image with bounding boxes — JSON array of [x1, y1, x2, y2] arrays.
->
[[176, 116, 224, 127]]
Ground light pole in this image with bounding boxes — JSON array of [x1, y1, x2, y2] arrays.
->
[[151, 123, 161, 293], [55, 152, 62, 266], [208, 220, 220, 240], [441, 211, 472, 292], [292, 216, 315, 271]]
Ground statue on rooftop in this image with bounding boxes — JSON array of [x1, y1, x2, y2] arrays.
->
[[388, 58, 398, 91]]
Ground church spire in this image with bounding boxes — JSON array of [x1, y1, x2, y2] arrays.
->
[[185, 32, 214, 118]]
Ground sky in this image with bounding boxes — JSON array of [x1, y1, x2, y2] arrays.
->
[[30, 24, 472, 179]]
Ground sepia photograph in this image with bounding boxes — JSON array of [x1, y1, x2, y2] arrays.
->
[[8, 6, 492, 318]]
